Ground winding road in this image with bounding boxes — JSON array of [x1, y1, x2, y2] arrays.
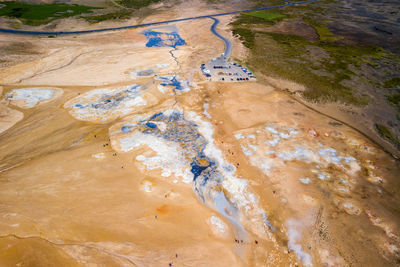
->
[[209, 17, 232, 59], [0, 0, 317, 35]]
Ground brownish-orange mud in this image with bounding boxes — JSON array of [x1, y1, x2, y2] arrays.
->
[[0, 6, 399, 267], [198, 82, 400, 266]]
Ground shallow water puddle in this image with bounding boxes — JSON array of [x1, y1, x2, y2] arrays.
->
[[156, 75, 190, 92], [142, 26, 186, 48]]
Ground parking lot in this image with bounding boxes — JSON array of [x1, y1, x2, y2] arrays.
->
[[201, 56, 256, 82]]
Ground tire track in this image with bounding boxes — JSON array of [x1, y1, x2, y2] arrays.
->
[[17, 49, 96, 84]]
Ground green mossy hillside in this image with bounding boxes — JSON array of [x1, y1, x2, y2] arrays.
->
[[0, 1, 100, 26]]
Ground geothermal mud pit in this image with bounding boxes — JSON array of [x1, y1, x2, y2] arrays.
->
[[0, 16, 400, 267]]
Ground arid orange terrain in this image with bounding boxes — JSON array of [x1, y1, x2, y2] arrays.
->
[[0, 1, 399, 266]]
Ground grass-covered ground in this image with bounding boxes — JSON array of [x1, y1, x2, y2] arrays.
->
[[387, 94, 400, 108], [0, 1, 101, 26], [231, 11, 287, 48], [376, 124, 400, 149], [0, 0, 164, 25], [83, 10, 132, 24], [384, 77, 400, 89], [230, 0, 400, 151], [245, 11, 286, 21], [83, 0, 166, 23], [116, 0, 162, 9], [230, 4, 399, 106], [251, 0, 288, 7], [252, 34, 377, 105]]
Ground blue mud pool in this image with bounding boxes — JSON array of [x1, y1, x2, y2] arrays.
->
[[158, 76, 188, 90], [143, 30, 186, 48]]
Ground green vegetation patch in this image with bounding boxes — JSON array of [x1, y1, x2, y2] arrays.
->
[[386, 94, 400, 108], [232, 28, 255, 48], [245, 11, 286, 21], [116, 0, 162, 9], [230, 10, 393, 106], [83, 10, 132, 23], [384, 77, 400, 88], [0, 1, 100, 26], [230, 12, 287, 47], [375, 124, 400, 148], [249, 30, 380, 104], [303, 18, 335, 41], [319, 43, 388, 71], [251, 0, 287, 8], [231, 14, 279, 27]]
